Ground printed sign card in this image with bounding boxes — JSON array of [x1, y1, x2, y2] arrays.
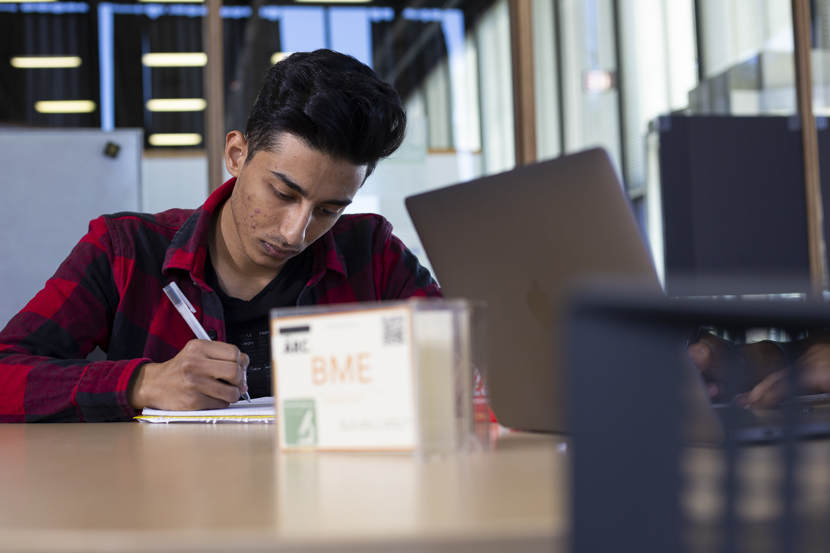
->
[[272, 305, 417, 451], [271, 300, 479, 453]]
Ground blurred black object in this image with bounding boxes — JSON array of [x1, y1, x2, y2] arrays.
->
[[657, 115, 830, 296], [568, 288, 830, 553]]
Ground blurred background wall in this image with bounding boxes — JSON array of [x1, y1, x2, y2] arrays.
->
[[2, 0, 827, 306]]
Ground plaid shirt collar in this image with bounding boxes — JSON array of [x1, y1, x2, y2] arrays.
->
[[160, 178, 349, 288]]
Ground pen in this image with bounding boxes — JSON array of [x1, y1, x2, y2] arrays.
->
[[163, 282, 251, 403]]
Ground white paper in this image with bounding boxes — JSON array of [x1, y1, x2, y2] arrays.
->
[[136, 396, 275, 423]]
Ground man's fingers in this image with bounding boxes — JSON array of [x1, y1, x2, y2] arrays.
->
[[687, 342, 715, 372], [687, 333, 732, 377], [705, 382, 722, 399], [132, 340, 250, 411], [797, 345, 830, 394], [184, 339, 243, 363], [802, 364, 830, 393], [743, 346, 830, 408], [739, 370, 788, 409], [196, 396, 233, 410], [172, 391, 232, 411], [197, 357, 247, 388], [197, 375, 245, 405], [238, 353, 250, 393], [180, 340, 247, 385]]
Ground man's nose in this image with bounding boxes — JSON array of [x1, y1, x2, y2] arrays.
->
[[281, 205, 313, 246]]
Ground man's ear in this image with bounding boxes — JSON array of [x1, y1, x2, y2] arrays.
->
[[225, 131, 248, 178]]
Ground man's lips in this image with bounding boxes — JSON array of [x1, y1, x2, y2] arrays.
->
[[261, 241, 298, 259]]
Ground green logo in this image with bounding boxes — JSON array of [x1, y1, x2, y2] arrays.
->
[[284, 399, 317, 446]]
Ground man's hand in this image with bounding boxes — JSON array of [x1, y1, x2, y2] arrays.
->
[[687, 332, 789, 402], [128, 340, 250, 411], [687, 332, 735, 401], [736, 343, 830, 409]]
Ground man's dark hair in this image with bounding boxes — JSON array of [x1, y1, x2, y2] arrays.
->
[[244, 49, 406, 177]]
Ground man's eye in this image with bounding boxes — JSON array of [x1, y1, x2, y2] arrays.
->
[[319, 207, 340, 217], [272, 188, 292, 201]]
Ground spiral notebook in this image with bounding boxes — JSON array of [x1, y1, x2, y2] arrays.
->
[[135, 396, 276, 423]]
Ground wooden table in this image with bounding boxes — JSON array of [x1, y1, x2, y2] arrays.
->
[[0, 423, 568, 553], [4, 422, 830, 553]]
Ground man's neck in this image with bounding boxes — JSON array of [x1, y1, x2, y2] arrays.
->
[[208, 200, 281, 301]]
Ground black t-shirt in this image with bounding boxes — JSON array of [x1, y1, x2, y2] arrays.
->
[[205, 250, 312, 398]]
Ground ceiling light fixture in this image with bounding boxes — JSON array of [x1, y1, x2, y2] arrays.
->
[[148, 133, 203, 147], [34, 100, 96, 113], [11, 56, 82, 68], [146, 98, 207, 112], [141, 53, 207, 67], [270, 52, 294, 65]]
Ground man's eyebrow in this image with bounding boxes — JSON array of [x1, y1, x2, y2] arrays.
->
[[271, 171, 307, 197], [270, 170, 353, 207]]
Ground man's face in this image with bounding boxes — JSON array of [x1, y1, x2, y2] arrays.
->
[[223, 132, 366, 275]]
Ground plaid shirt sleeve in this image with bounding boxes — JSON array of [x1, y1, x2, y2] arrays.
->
[[0, 217, 146, 422], [379, 233, 442, 300], [308, 214, 442, 304]]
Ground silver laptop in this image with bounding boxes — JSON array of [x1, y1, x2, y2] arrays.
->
[[405, 148, 660, 433]]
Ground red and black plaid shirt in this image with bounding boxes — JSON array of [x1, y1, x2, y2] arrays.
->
[[0, 179, 440, 422]]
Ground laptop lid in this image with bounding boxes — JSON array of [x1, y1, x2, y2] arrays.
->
[[405, 148, 660, 432]]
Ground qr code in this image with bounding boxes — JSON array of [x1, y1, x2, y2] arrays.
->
[[382, 316, 405, 345]]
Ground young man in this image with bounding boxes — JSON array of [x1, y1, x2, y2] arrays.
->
[[0, 50, 440, 422]]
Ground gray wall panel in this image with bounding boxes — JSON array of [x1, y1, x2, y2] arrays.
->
[[0, 129, 141, 328]]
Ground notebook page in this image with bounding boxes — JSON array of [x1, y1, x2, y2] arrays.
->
[[136, 396, 275, 423]]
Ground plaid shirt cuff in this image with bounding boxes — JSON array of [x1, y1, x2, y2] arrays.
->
[[74, 358, 149, 421]]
